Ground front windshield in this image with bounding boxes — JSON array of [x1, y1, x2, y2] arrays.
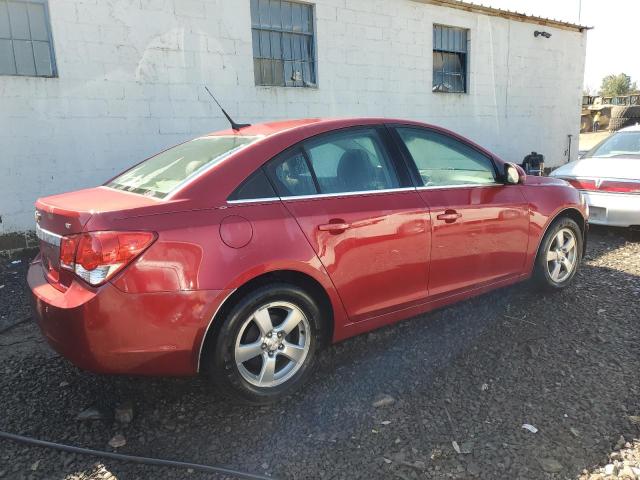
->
[[589, 131, 640, 158], [107, 136, 260, 198]]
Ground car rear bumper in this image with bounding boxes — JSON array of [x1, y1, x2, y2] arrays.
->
[[581, 191, 640, 227], [28, 259, 228, 376]]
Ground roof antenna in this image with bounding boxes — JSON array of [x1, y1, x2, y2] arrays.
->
[[204, 86, 251, 131]]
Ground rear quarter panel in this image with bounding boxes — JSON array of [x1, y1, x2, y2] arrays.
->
[[103, 201, 349, 346]]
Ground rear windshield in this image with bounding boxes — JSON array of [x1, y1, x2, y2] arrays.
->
[[106, 136, 260, 199], [589, 131, 640, 158]]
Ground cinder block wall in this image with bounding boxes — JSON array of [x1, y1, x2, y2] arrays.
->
[[0, 0, 586, 242]]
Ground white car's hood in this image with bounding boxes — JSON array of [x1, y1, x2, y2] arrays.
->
[[551, 157, 640, 180]]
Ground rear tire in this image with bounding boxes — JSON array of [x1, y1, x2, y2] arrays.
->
[[206, 283, 324, 405], [533, 217, 583, 291]]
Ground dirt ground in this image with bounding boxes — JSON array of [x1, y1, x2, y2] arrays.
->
[[0, 226, 639, 480]]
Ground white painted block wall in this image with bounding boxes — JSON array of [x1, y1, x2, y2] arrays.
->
[[0, 0, 587, 234]]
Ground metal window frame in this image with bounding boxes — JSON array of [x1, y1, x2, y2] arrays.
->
[[432, 24, 468, 94], [0, 0, 57, 77], [250, 0, 317, 88]]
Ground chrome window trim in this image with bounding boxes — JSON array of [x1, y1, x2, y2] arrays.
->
[[35, 224, 62, 246], [227, 197, 281, 205], [196, 288, 237, 372], [280, 187, 416, 201], [226, 187, 417, 204], [416, 183, 503, 190]]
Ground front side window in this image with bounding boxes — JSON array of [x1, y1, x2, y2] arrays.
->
[[305, 128, 400, 194], [107, 136, 260, 199], [397, 128, 496, 187], [250, 0, 316, 87], [433, 24, 468, 93], [0, 0, 56, 77]]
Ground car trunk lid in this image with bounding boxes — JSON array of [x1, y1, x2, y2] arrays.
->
[[552, 157, 640, 181]]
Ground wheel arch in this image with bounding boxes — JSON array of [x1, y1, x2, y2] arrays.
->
[[533, 207, 587, 268], [197, 269, 335, 373]]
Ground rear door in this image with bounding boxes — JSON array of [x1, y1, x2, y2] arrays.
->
[[391, 126, 530, 297], [264, 126, 431, 322]]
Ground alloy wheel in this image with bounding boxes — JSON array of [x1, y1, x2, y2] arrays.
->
[[546, 228, 578, 283], [234, 301, 311, 388]]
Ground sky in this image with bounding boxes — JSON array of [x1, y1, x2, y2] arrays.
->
[[461, 0, 639, 92]]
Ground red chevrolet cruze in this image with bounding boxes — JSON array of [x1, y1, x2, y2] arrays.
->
[[29, 118, 588, 403]]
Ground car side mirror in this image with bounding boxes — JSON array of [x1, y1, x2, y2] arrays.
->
[[504, 163, 520, 185]]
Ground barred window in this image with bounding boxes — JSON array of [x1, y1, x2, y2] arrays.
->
[[250, 0, 316, 87], [433, 25, 468, 93], [0, 0, 56, 77]]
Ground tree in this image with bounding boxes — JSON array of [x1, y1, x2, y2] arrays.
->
[[599, 73, 637, 96]]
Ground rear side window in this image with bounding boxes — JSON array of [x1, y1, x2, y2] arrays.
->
[[107, 136, 260, 199], [228, 169, 276, 201], [265, 149, 318, 197], [396, 128, 495, 187], [304, 128, 400, 194]]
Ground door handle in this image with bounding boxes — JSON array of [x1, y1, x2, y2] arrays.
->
[[318, 220, 351, 233], [436, 210, 462, 223]]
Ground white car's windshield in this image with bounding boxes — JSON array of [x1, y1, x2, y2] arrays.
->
[[590, 131, 640, 158], [107, 136, 260, 199]]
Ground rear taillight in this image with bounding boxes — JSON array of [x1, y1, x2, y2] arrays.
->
[[598, 180, 640, 194], [59, 231, 156, 286], [563, 178, 640, 194], [565, 178, 597, 190]]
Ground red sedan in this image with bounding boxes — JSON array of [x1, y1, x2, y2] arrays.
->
[[29, 118, 587, 404]]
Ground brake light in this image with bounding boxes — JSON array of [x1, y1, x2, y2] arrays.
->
[[59, 231, 156, 286], [599, 180, 640, 194], [59, 235, 79, 270], [565, 179, 597, 190], [563, 178, 640, 194]]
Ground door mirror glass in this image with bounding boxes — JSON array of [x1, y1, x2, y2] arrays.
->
[[504, 163, 520, 184]]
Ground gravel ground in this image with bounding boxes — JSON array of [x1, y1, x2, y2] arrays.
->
[[0, 226, 638, 480]]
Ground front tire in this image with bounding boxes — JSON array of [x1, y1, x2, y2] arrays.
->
[[533, 217, 583, 290], [207, 283, 323, 404]]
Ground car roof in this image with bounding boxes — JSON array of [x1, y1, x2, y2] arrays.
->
[[206, 117, 427, 138], [177, 117, 505, 205]]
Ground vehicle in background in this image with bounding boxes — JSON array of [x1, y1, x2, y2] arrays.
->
[[551, 124, 640, 227], [29, 118, 588, 404]]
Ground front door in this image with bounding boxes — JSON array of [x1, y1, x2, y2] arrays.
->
[[264, 127, 430, 322], [392, 126, 530, 297]]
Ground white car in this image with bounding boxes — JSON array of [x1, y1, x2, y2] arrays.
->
[[551, 125, 640, 227]]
